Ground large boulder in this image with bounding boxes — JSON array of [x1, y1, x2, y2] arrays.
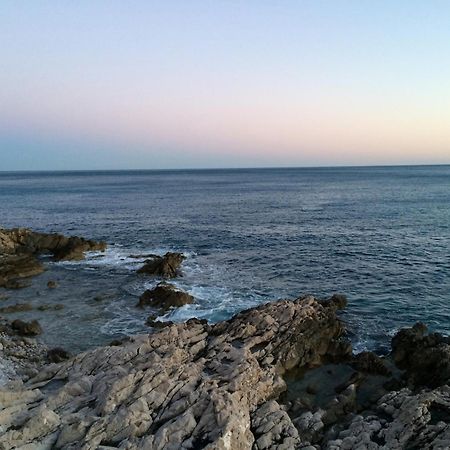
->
[[137, 252, 185, 278], [391, 322, 450, 388], [137, 282, 194, 310]]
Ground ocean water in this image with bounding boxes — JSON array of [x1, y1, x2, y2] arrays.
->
[[0, 166, 449, 353]]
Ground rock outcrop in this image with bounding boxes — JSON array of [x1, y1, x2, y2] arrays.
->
[[0, 297, 449, 449], [0, 296, 347, 449], [137, 282, 194, 310], [0, 227, 107, 261], [0, 227, 106, 288], [137, 252, 185, 278]]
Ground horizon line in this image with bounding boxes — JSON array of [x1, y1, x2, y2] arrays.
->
[[1, 162, 450, 174]]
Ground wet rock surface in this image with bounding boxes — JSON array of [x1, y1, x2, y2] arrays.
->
[[137, 251, 185, 278], [137, 282, 194, 310]]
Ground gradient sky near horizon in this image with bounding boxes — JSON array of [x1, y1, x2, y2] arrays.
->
[[1, 1, 450, 170]]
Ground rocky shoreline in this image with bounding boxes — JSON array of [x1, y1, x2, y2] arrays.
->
[[1, 228, 449, 449]]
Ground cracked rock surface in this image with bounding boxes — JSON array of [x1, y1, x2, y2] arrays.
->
[[0, 296, 344, 449], [1, 296, 449, 449]]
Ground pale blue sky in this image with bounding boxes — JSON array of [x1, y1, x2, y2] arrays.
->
[[1, 1, 449, 170]]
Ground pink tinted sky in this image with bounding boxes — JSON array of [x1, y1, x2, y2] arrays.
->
[[1, 1, 449, 170]]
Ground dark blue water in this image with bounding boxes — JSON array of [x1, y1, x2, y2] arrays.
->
[[1, 166, 449, 353]]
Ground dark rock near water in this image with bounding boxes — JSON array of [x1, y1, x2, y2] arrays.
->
[[0, 254, 44, 288], [137, 282, 194, 310], [47, 280, 58, 289], [391, 321, 450, 388], [137, 251, 185, 278], [11, 319, 42, 336], [0, 227, 106, 288], [0, 227, 107, 261], [323, 293, 348, 310], [146, 315, 174, 328], [46, 347, 71, 363], [351, 351, 391, 376]]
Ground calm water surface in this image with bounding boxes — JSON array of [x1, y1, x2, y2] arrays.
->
[[0, 166, 449, 353]]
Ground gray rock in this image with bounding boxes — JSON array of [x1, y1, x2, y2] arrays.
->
[[0, 296, 345, 449]]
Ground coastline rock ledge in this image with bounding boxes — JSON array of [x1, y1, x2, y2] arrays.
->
[[1, 296, 449, 449]]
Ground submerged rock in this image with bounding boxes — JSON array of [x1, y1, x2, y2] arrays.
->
[[0, 302, 33, 314], [46, 280, 58, 288], [0, 254, 44, 288], [137, 282, 194, 310], [137, 251, 185, 278], [37, 303, 64, 311]]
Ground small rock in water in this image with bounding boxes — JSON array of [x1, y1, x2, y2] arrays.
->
[[137, 282, 194, 310], [37, 303, 64, 311], [137, 252, 185, 278], [93, 291, 117, 302], [47, 280, 58, 288], [11, 319, 42, 336]]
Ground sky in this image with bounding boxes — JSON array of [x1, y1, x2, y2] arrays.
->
[[1, 1, 449, 170]]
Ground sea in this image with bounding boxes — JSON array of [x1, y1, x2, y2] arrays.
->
[[0, 166, 449, 354]]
